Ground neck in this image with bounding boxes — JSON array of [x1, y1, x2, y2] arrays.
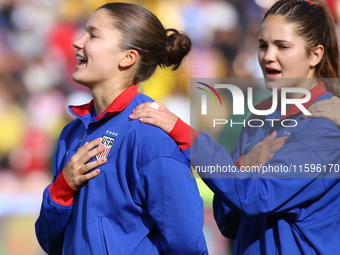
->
[[285, 78, 319, 99], [283, 78, 319, 111], [91, 81, 130, 115]]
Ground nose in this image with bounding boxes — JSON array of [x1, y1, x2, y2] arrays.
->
[[263, 46, 276, 63], [73, 34, 85, 49]]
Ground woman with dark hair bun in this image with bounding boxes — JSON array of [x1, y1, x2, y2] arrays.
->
[[131, 0, 340, 254], [35, 3, 207, 255]]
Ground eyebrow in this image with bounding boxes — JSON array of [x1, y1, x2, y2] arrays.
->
[[258, 39, 291, 44], [84, 25, 101, 34]]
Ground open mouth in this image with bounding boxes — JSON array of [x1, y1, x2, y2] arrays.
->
[[266, 67, 281, 77], [76, 55, 88, 65]]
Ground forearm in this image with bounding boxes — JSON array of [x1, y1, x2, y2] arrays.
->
[[35, 171, 76, 253], [191, 131, 338, 216]]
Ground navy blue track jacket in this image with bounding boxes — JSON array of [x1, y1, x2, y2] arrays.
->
[[35, 85, 208, 255]]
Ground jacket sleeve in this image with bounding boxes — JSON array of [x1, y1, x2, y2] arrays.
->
[[168, 118, 200, 152], [191, 119, 340, 217], [140, 154, 208, 255], [213, 195, 241, 239], [169, 117, 242, 238], [35, 126, 77, 254]]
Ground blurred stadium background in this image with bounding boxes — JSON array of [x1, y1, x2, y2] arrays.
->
[[0, 0, 339, 254]]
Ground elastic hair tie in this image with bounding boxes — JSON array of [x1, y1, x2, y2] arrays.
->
[[306, 0, 315, 6]]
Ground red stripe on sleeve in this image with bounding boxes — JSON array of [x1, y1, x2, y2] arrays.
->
[[235, 155, 245, 169], [168, 118, 200, 151], [49, 168, 78, 206]]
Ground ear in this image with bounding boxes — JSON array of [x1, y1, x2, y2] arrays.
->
[[309, 45, 324, 68], [119, 49, 139, 68]]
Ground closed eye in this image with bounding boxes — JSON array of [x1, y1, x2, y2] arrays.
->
[[278, 45, 289, 49], [258, 39, 267, 49], [84, 25, 101, 39]]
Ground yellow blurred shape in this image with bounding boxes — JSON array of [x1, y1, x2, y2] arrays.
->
[[0, 105, 25, 155]]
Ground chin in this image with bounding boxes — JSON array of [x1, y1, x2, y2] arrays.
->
[[264, 78, 284, 90], [72, 72, 79, 82], [71, 74, 91, 88]]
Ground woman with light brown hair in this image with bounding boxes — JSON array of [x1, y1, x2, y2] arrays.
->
[[35, 3, 208, 254]]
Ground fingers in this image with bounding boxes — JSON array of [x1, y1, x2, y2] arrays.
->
[[80, 169, 101, 183], [258, 131, 279, 150], [267, 135, 287, 147], [302, 97, 338, 118], [82, 137, 103, 151], [74, 167, 102, 188], [303, 111, 334, 120], [257, 135, 287, 162], [264, 136, 287, 151], [130, 102, 153, 116], [129, 109, 169, 129], [64, 137, 108, 189], [74, 138, 103, 160], [79, 156, 107, 175], [129, 101, 167, 119], [130, 107, 164, 120], [129, 101, 177, 133], [267, 136, 287, 153], [301, 97, 340, 127], [244, 133, 288, 169], [138, 116, 163, 127], [130, 106, 158, 120], [153, 100, 167, 110], [262, 131, 277, 142], [77, 142, 107, 166]]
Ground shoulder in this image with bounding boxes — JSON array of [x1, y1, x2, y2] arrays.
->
[[313, 91, 334, 102], [127, 94, 188, 167], [288, 92, 337, 140], [130, 93, 153, 106], [137, 120, 188, 167], [302, 115, 339, 137], [295, 110, 340, 152], [303, 92, 338, 133]]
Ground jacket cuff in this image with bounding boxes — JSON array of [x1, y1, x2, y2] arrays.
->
[[49, 169, 77, 206], [168, 118, 200, 151], [235, 155, 245, 169]]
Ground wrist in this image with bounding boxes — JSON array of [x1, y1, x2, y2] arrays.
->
[[168, 118, 199, 151], [235, 155, 246, 169], [49, 168, 78, 206]]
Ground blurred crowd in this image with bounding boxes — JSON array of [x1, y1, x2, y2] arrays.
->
[[0, 0, 339, 254]]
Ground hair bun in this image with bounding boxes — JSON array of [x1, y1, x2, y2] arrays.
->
[[161, 28, 192, 70]]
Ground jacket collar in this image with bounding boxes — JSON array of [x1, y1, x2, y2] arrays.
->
[[255, 82, 328, 118], [69, 85, 139, 121]]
